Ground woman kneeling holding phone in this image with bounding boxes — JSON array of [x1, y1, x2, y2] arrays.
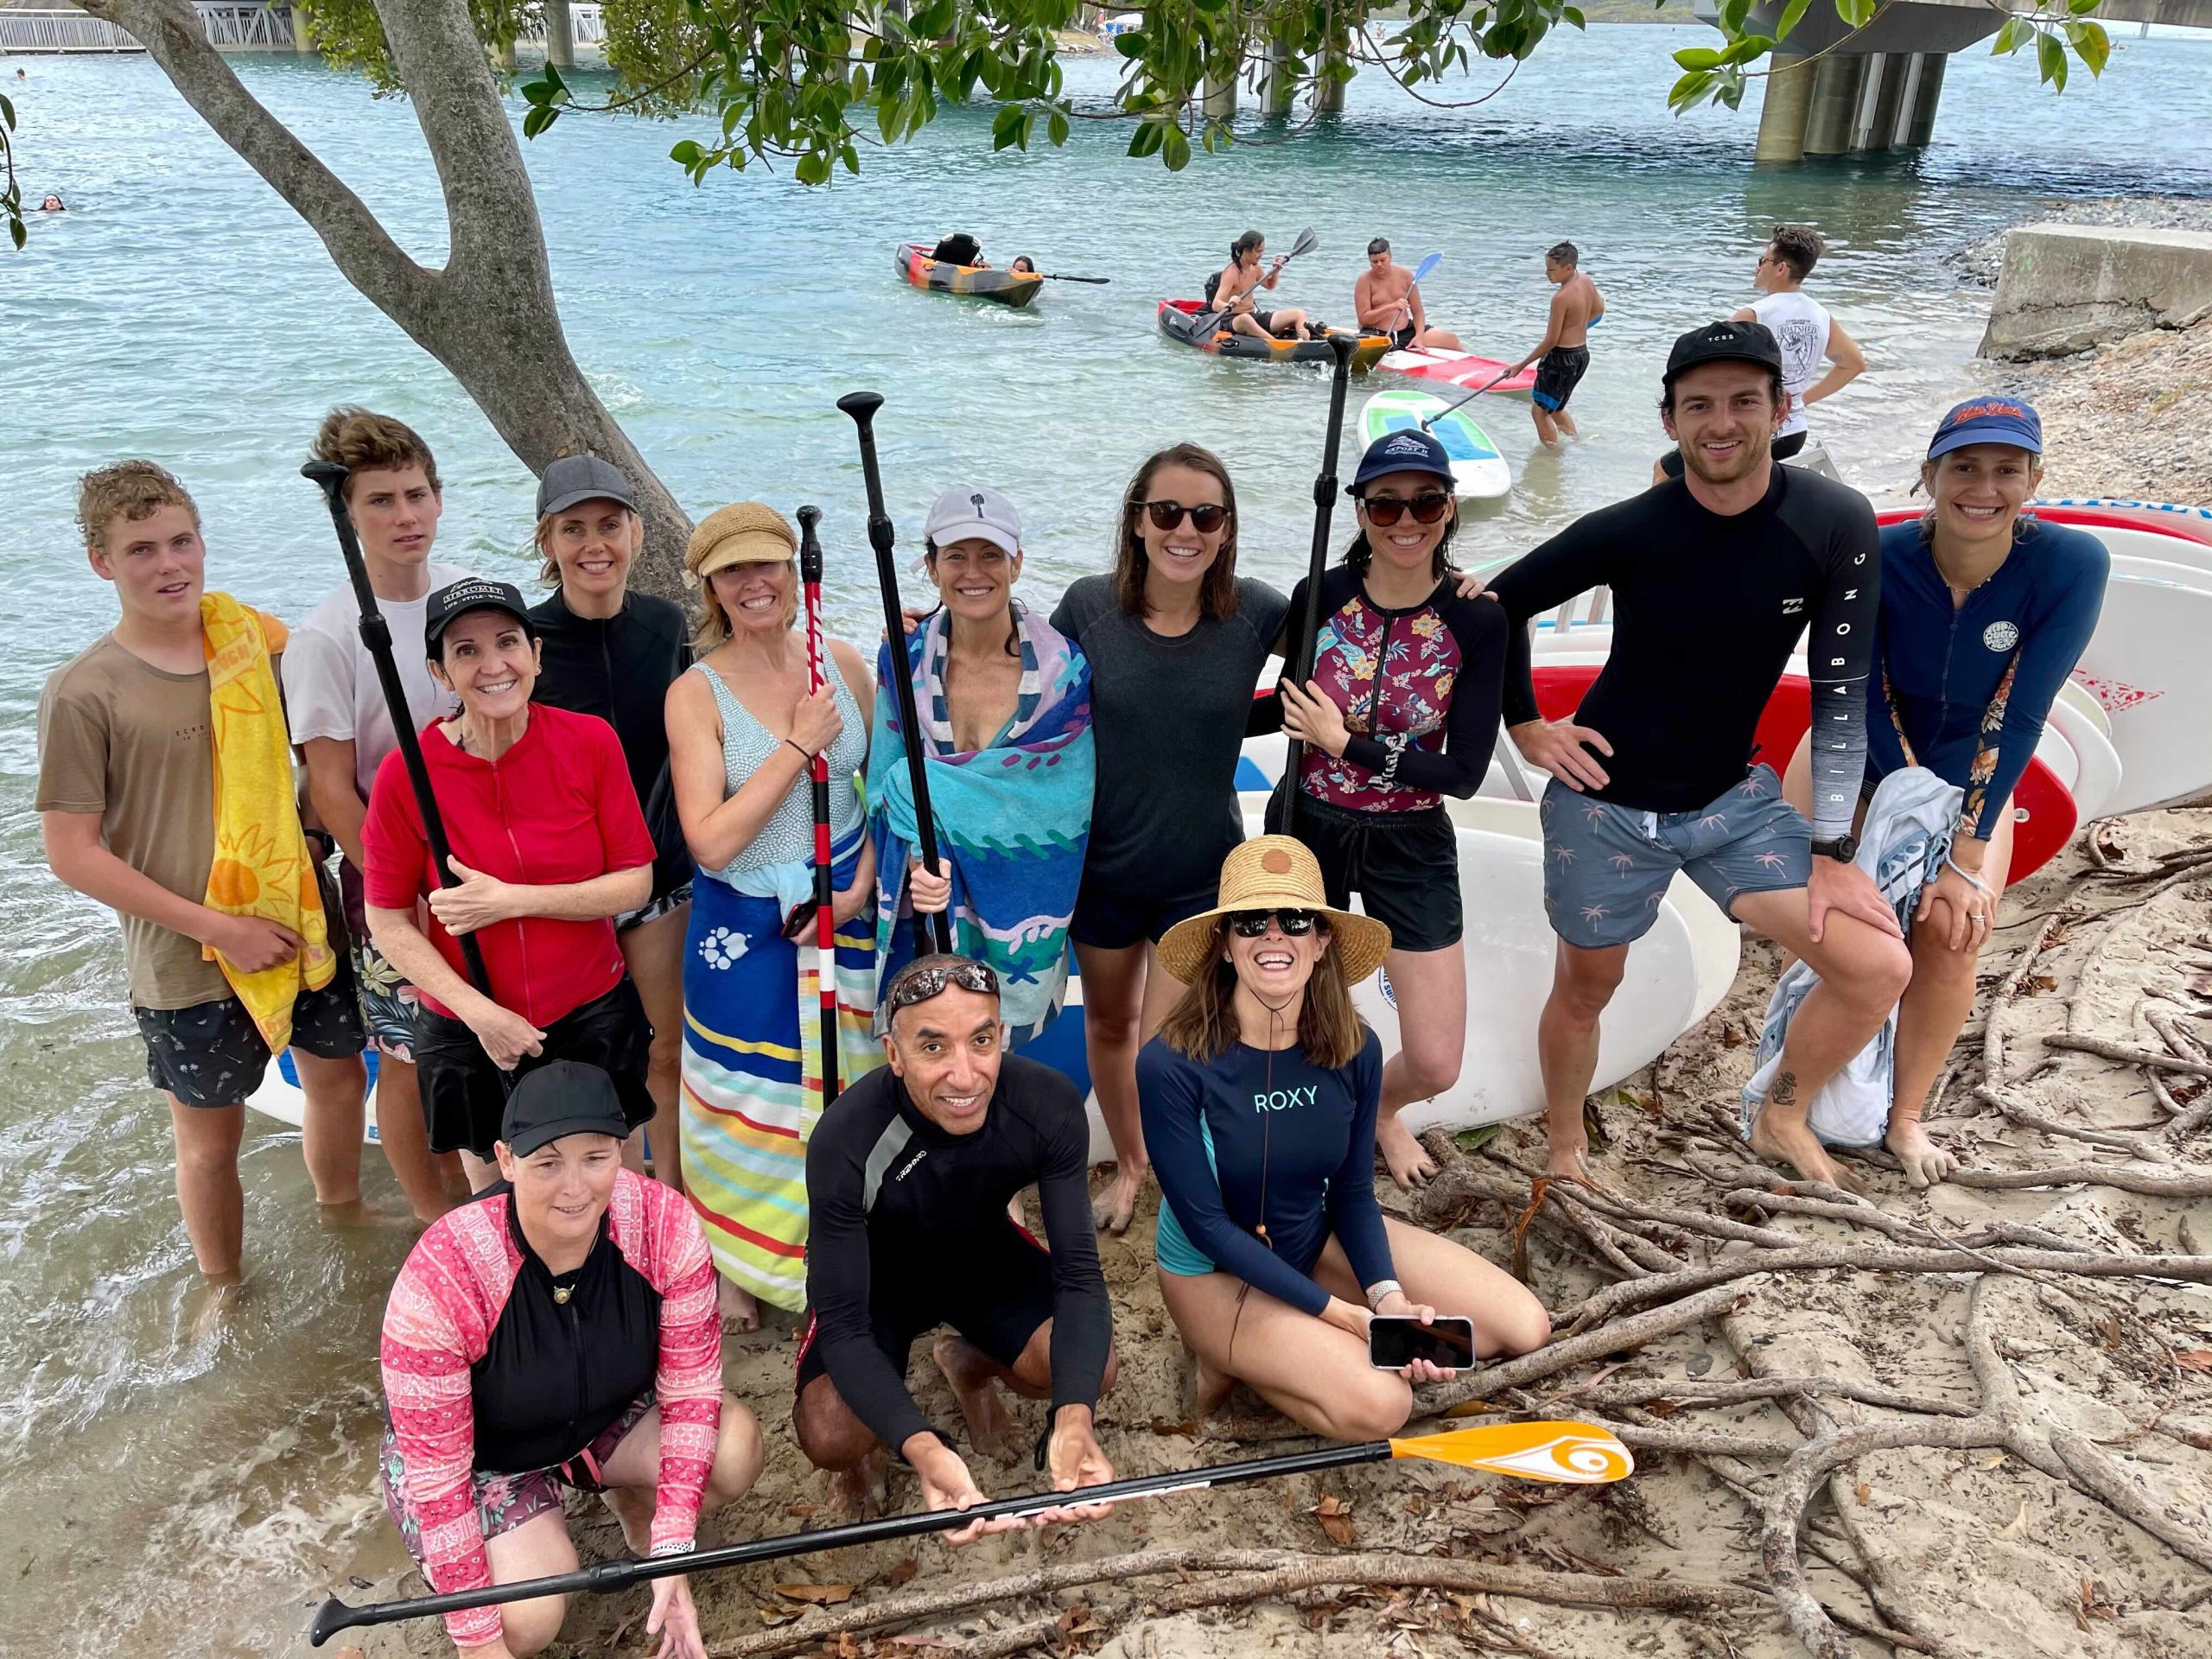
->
[[1136, 838, 1549, 1440]]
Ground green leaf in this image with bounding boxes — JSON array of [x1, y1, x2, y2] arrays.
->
[[795, 150, 831, 186], [2068, 18, 2110, 74], [2037, 27, 2068, 87], [1775, 0, 1813, 38], [1161, 122, 1192, 171], [520, 105, 559, 138], [522, 76, 554, 106], [1835, 0, 1877, 26], [1993, 16, 2030, 53], [991, 103, 1025, 150], [1128, 118, 1165, 159], [1720, 0, 1751, 34], [0, 92, 15, 129], [1048, 109, 1070, 147], [1114, 29, 1147, 59], [670, 139, 703, 168], [1562, 5, 1586, 27], [1672, 45, 1722, 70], [1454, 1123, 1503, 1154], [2068, 0, 2101, 12], [1668, 67, 1716, 110]]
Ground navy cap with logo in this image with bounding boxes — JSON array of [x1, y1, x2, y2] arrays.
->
[[1663, 319, 1784, 385], [536, 454, 639, 519], [424, 577, 538, 657], [1350, 428, 1455, 493], [500, 1059, 632, 1156], [1927, 396, 2043, 461]]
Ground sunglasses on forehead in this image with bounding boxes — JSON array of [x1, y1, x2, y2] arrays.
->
[[1358, 490, 1453, 527], [884, 958, 1001, 1016], [1227, 908, 1322, 938], [1141, 500, 1231, 534]]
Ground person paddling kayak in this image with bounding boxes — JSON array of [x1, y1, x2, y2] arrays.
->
[[1211, 230, 1312, 344]]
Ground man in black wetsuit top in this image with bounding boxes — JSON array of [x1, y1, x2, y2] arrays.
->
[[795, 954, 1117, 1531], [1485, 321, 1912, 1192]]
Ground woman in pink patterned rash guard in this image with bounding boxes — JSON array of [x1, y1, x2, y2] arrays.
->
[[378, 1062, 764, 1659]]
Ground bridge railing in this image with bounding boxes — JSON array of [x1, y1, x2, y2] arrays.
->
[[0, 8, 143, 52], [0, 0, 606, 52]]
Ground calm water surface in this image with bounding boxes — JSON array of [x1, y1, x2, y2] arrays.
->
[[3, 28, 2208, 1656]]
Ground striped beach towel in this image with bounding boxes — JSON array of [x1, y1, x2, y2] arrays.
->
[[870, 607, 1093, 1047], [679, 824, 880, 1311]]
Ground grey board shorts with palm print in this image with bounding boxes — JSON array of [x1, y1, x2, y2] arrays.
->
[[1538, 766, 1813, 950]]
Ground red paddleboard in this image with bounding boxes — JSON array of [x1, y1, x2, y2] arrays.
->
[[2024, 499, 2212, 547], [1531, 664, 2073, 887], [1381, 346, 1537, 397]]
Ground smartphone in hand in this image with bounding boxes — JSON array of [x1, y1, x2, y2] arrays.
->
[[1368, 1314, 1476, 1371]]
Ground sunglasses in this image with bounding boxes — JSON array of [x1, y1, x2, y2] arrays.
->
[[1359, 491, 1453, 527], [1227, 908, 1321, 938], [884, 958, 1001, 1015], [1142, 500, 1232, 534]]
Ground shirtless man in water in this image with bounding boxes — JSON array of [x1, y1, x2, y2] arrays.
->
[[794, 955, 1117, 1527], [1215, 230, 1311, 343], [1510, 242, 1605, 446], [1355, 238, 1462, 352]]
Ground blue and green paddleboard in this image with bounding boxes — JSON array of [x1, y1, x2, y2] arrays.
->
[[1359, 386, 1512, 501]]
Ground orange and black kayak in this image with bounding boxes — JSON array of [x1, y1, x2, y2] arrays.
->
[[1156, 300, 1389, 367], [897, 244, 1044, 309]]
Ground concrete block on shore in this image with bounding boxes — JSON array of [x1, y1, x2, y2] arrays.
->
[[1982, 224, 2212, 359]]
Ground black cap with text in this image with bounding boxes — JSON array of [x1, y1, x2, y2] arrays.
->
[[1663, 319, 1784, 385], [423, 577, 537, 657]]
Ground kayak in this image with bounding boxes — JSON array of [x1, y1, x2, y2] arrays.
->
[[1156, 299, 1389, 367], [896, 243, 1043, 309], [1360, 386, 1511, 500], [1381, 346, 1536, 397]]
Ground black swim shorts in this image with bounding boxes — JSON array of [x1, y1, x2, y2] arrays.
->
[[1070, 874, 1219, 951], [134, 962, 366, 1109], [1532, 345, 1591, 413], [414, 976, 655, 1158], [1266, 787, 1457, 953]]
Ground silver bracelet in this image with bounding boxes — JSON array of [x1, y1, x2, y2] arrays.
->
[[1364, 1279, 1403, 1310], [1944, 853, 1994, 896]]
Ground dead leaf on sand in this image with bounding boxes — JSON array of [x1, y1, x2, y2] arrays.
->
[[885, 1557, 919, 1587], [774, 1581, 855, 1605], [2174, 1349, 2212, 1371], [1996, 1498, 2030, 1539], [1313, 1493, 1357, 1547]]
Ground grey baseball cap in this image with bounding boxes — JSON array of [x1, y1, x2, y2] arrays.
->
[[536, 454, 639, 519], [924, 486, 1021, 558]]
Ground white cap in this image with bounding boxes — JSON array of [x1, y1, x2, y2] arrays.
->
[[924, 486, 1022, 558]]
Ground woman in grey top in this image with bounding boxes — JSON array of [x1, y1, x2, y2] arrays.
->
[[1051, 443, 1290, 1234], [665, 501, 881, 1330]]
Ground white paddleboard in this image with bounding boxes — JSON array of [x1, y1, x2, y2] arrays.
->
[[2069, 558, 2212, 813], [247, 1047, 382, 1144], [1360, 386, 1511, 501]]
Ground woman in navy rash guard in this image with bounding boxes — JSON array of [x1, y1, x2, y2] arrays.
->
[[1784, 397, 2105, 1189], [1135, 836, 1548, 1443]]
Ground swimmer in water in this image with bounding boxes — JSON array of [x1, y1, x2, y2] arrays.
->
[[39, 194, 67, 213]]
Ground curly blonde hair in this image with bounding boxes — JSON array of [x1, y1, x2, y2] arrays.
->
[[76, 460, 198, 551]]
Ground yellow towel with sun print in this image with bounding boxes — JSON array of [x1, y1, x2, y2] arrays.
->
[[200, 591, 335, 1050]]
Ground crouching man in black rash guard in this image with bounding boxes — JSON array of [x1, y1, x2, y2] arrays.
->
[[795, 954, 1118, 1534], [1484, 321, 1913, 1193]]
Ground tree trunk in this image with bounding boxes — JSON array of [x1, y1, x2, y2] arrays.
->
[[77, 0, 697, 601]]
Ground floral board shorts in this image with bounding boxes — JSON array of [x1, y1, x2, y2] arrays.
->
[[379, 1391, 657, 1565], [339, 857, 421, 1062]]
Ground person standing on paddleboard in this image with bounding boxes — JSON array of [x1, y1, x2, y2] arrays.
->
[[362, 580, 660, 1195], [1267, 430, 1509, 1189], [664, 503, 883, 1329], [1139, 837, 1549, 1442], [38, 461, 369, 1287], [1774, 397, 2104, 1190], [526, 455, 695, 1193], [1051, 444, 1290, 1236], [284, 409, 473, 1222], [1484, 321, 1912, 1193], [1508, 242, 1604, 447], [794, 955, 1117, 1529], [1355, 238, 1462, 353], [377, 1061, 763, 1659], [1213, 230, 1313, 344]]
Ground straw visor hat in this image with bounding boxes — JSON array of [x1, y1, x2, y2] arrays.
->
[[1157, 836, 1392, 988], [686, 501, 797, 585]]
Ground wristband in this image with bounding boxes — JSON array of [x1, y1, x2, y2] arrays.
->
[[785, 737, 812, 763], [1944, 854, 1994, 897], [1364, 1279, 1403, 1311], [648, 1538, 695, 1559]]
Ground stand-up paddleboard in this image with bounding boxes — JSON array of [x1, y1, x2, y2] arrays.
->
[[1380, 346, 1536, 397], [247, 1047, 382, 1143], [1876, 506, 2212, 583], [1360, 386, 1511, 500], [2068, 557, 2212, 812], [2029, 499, 2212, 548]]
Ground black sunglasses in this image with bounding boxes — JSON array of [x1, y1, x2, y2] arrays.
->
[[884, 958, 1000, 1015], [1359, 490, 1454, 527], [1142, 500, 1232, 534], [1227, 908, 1320, 938]]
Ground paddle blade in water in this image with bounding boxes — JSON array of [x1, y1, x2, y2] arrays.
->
[[1388, 1421, 1633, 1484]]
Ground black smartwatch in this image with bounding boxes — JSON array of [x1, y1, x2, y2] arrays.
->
[[1810, 834, 1858, 862]]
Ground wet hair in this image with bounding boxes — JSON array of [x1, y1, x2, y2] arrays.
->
[[1011, 256, 1035, 273], [1157, 917, 1364, 1070], [77, 459, 198, 551], [1658, 364, 1786, 417], [1111, 442, 1243, 622], [310, 407, 442, 503], [1230, 229, 1266, 263], [1547, 241, 1579, 269], [39, 193, 65, 212], [1767, 224, 1824, 283], [1341, 495, 1460, 581], [1367, 237, 1390, 257]]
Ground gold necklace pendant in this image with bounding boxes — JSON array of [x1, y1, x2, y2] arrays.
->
[[553, 1284, 573, 1305]]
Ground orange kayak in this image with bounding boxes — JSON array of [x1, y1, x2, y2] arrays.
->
[[897, 243, 1043, 309]]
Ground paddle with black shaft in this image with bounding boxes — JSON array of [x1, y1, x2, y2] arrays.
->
[[1034, 270, 1111, 284], [1276, 331, 1362, 843], [795, 505, 841, 1107], [302, 461, 497, 1005], [306, 1420, 1632, 1644], [1421, 365, 1520, 431], [835, 391, 952, 957]]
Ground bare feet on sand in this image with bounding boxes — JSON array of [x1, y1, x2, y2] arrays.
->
[[828, 1447, 887, 1520], [1092, 1164, 1145, 1236], [1376, 1111, 1436, 1188], [1886, 1118, 1958, 1190], [1748, 1109, 1866, 1195], [1546, 1133, 1598, 1185], [932, 1334, 1014, 1459], [718, 1276, 760, 1332]]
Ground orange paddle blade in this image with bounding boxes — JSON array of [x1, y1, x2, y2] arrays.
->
[[1388, 1420, 1634, 1484]]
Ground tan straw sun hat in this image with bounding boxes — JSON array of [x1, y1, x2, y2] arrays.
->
[[686, 501, 798, 585], [1157, 836, 1392, 988]]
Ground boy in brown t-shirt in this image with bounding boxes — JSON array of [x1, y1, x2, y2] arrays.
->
[[36, 461, 365, 1285]]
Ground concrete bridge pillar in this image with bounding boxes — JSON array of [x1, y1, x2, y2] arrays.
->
[[1853, 51, 1908, 149], [1316, 36, 1348, 111], [545, 0, 575, 67], [1258, 31, 1298, 117], [1752, 50, 1815, 163], [1903, 50, 1947, 146], [1802, 53, 1866, 156], [1204, 60, 1239, 121]]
